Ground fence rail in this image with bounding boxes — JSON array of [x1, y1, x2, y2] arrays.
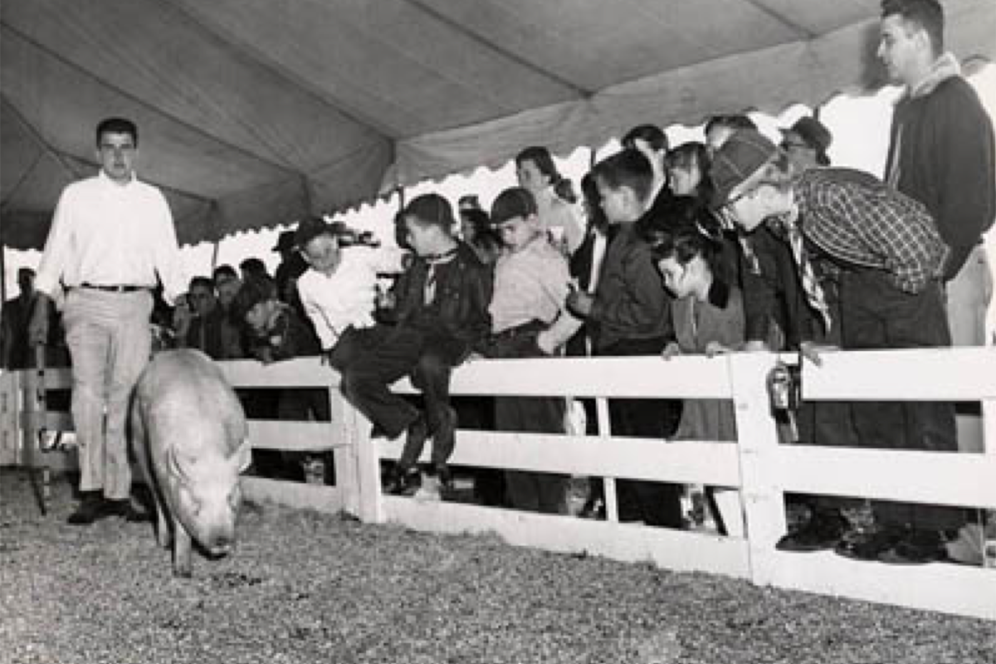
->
[[1, 348, 994, 620]]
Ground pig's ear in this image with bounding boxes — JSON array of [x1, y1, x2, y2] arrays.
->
[[232, 439, 253, 474]]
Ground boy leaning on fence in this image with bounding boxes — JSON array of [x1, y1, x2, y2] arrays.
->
[[472, 187, 583, 514], [711, 128, 959, 565]]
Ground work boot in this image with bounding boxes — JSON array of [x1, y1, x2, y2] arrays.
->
[[385, 465, 421, 496], [776, 509, 848, 552], [67, 491, 104, 525]]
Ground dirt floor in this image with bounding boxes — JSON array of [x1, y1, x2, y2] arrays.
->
[[1, 468, 994, 664]]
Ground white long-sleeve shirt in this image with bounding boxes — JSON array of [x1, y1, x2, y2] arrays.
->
[[297, 245, 407, 350], [34, 171, 185, 304]]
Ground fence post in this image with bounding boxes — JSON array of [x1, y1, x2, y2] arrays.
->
[[728, 352, 786, 586], [0, 371, 21, 465], [328, 384, 358, 515], [344, 399, 384, 524]]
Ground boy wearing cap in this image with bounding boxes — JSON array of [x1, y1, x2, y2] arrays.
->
[[293, 216, 407, 369], [478, 187, 582, 514], [337, 194, 492, 496], [712, 128, 958, 563]]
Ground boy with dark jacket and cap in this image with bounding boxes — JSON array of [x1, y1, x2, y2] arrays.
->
[[712, 128, 957, 564], [336, 195, 492, 496]]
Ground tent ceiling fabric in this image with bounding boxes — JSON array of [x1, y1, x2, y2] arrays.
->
[[2, 0, 994, 250]]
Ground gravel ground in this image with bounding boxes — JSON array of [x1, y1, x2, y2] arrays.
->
[[1, 468, 994, 664]]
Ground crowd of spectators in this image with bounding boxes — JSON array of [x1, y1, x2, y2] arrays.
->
[[4, 0, 991, 563]]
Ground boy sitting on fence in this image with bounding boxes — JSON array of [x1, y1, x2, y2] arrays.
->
[[335, 195, 493, 497], [474, 187, 582, 514]]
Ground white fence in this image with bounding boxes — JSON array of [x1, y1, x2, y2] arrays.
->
[[2, 348, 995, 620]]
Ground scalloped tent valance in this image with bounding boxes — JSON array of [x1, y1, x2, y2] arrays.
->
[[2, 0, 994, 249]]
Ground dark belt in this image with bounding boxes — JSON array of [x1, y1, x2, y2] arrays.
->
[[80, 282, 148, 293]]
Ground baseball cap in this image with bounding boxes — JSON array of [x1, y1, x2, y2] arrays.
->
[[709, 129, 778, 208], [403, 194, 455, 231], [490, 187, 538, 226]]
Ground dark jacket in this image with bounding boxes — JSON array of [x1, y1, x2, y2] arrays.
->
[[589, 221, 672, 351], [394, 242, 492, 361], [885, 68, 995, 279]]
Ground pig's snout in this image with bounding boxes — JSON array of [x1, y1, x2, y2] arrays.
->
[[204, 534, 235, 558]]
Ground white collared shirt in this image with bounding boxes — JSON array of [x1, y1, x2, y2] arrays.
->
[[34, 171, 185, 304], [297, 245, 407, 350]]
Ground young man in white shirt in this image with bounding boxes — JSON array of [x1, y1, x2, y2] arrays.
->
[[29, 117, 185, 525]]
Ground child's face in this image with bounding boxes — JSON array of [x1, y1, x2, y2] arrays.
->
[[516, 159, 548, 194], [495, 215, 541, 251], [244, 300, 276, 334], [215, 278, 241, 309], [657, 255, 707, 299], [596, 177, 639, 224], [403, 216, 440, 257], [669, 162, 702, 197], [302, 233, 340, 273]]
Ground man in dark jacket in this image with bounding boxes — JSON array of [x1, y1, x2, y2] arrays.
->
[[337, 194, 492, 496], [879, 0, 996, 563]]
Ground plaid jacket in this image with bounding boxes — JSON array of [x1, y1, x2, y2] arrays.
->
[[794, 168, 948, 294]]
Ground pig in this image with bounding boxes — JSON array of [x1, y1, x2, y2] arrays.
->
[[130, 349, 251, 577]]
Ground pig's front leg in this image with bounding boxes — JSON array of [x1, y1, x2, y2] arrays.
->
[[172, 515, 193, 578]]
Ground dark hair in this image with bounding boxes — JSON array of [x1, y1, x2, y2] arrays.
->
[[591, 149, 654, 203], [881, 0, 943, 53], [188, 276, 214, 293], [580, 172, 609, 232], [213, 264, 238, 283], [17, 267, 35, 280], [704, 114, 757, 136], [403, 193, 456, 233], [95, 117, 138, 147], [230, 275, 277, 323], [622, 124, 669, 153], [461, 208, 501, 254], [667, 141, 713, 203], [490, 187, 538, 226], [515, 146, 561, 184], [239, 257, 268, 279], [643, 197, 726, 277]]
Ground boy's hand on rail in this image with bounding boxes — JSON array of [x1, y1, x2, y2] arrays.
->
[[660, 342, 681, 360], [465, 352, 485, 363], [704, 341, 732, 357], [799, 341, 839, 367], [743, 340, 768, 352]]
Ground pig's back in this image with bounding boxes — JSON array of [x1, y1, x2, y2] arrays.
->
[[134, 349, 247, 457]]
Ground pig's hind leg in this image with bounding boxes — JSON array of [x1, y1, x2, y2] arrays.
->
[[172, 515, 194, 578]]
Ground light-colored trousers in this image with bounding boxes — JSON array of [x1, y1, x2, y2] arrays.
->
[[63, 288, 152, 499], [946, 245, 994, 453]]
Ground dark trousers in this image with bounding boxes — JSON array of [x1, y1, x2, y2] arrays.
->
[[840, 269, 961, 531], [482, 322, 568, 515], [598, 336, 683, 528], [336, 324, 459, 469]]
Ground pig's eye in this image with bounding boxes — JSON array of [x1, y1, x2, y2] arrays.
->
[[180, 486, 203, 517]]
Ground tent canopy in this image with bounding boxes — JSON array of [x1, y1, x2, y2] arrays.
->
[[2, 0, 994, 249]]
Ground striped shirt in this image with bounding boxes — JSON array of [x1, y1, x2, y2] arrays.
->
[[794, 168, 948, 294]]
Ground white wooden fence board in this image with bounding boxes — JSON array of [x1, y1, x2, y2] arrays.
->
[[384, 498, 751, 578], [247, 420, 343, 452], [765, 550, 996, 621], [777, 446, 996, 508], [218, 358, 337, 387], [378, 433, 742, 486], [802, 347, 996, 401], [242, 476, 345, 514]]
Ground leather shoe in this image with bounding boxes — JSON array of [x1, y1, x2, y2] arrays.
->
[[385, 466, 421, 496], [103, 499, 152, 523], [777, 509, 848, 552], [67, 492, 104, 525], [834, 526, 904, 561]]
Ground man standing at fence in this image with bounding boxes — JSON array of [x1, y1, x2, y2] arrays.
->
[[879, 0, 995, 564], [29, 117, 185, 525]]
